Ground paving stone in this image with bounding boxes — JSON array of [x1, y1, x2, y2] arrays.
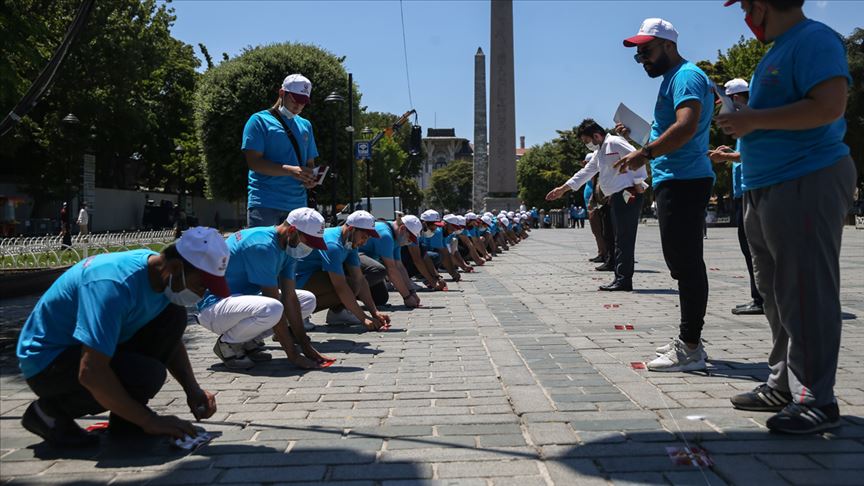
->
[[436, 460, 540, 478]]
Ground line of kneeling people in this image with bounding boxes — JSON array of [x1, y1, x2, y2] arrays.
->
[[14, 207, 531, 447]]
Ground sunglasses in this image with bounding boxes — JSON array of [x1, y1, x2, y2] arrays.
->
[[633, 40, 663, 63]]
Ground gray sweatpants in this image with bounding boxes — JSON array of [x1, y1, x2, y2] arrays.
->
[[744, 156, 856, 407]]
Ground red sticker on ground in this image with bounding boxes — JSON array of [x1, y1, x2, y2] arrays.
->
[[666, 446, 714, 467], [625, 324, 634, 330], [614, 325, 625, 330], [630, 362, 646, 370], [85, 422, 109, 432], [319, 360, 335, 368], [709, 267, 720, 271], [603, 304, 621, 309]]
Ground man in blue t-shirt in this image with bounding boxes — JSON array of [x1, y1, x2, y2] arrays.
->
[[16, 228, 230, 447], [708, 78, 764, 317], [359, 215, 424, 308], [716, 0, 855, 434], [616, 18, 714, 372], [197, 208, 331, 371], [295, 210, 392, 331], [242, 74, 320, 227]]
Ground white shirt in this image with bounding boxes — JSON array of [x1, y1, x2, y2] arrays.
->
[[565, 134, 648, 196], [77, 208, 89, 225]]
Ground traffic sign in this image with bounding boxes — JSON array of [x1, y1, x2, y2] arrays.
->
[[355, 141, 372, 160]]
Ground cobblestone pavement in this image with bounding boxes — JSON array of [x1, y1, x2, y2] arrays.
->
[[1, 226, 862, 485]]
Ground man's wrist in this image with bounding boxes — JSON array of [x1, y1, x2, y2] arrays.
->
[[641, 145, 654, 160]]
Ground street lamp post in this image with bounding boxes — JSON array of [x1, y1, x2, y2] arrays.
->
[[174, 145, 185, 238], [361, 126, 372, 212], [324, 91, 344, 226], [60, 113, 80, 247], [389, 168, 397, 219]]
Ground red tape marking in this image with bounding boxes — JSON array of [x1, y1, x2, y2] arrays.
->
[[630, 362, 646, 370], [85, 422, 109, 432], [666, 446, 714, 467]]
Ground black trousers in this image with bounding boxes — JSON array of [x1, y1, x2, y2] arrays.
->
[[359, 254, 389, 306], [654, 178, 712, 344], [26, 304, 187, 421], [597, 205, 615, 264], [735, 198, 763, 305], [609, 190, 644, 283]]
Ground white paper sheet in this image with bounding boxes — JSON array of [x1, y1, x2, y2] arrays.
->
[[613, 103, 652, 146]]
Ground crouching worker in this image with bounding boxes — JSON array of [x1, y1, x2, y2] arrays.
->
[[295, 210, 391, 331], [197, 208, 331, 370], [16, 227, 229, 447], [359, 214, 424, 308]]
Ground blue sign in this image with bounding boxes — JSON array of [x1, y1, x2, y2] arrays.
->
[[355, 141, 372, 160]]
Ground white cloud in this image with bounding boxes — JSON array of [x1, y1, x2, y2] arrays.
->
[[816, 1, 829, 8]]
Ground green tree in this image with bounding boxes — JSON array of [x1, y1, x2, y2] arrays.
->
[[516, 127, 587, 210], [194, 42, 359, 205], [844, 28, 864, 183], [425, 160, 472, 212], [1, 0, 201, 214]]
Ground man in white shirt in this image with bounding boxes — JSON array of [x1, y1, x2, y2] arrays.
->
[[76, 203, 89, 235], [547, 119, 648, 291]]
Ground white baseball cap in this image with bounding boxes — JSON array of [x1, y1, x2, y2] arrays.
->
[[724, 78, 749, 96], [481, 215, 493, 226], [483, 211, 493, 218], [455, 215, 467, 227], [465, 212, 478, 221], [507, 211, 515, 218], [286, 207, 327, 250], [420, 209, 445, 226], [281, 73, 312, 105], [499, 217, 510, 226], [176, 227, 231, 298], [624, 18, 678, 47], [442, 213, 461, 226], [400, 215, 422, 242], [345, 210, 380, 237]]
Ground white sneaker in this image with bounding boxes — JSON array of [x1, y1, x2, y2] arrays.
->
[[655, 338, 708, 361], [326, 308, 362, 325], [213, 338, 255, 370], [647, 339, 707, 372], [303, 317, 316, 331]]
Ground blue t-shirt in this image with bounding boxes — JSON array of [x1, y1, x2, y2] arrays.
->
[[242, 110, 320, 211], [650, 61, 715, 186], [741, 19, 851, 191], [17, 250, 169, 379], [444, 231, 458, 248], [360, 221, 401, 262], [419, 227, 445, 250], [199, 227, 296, 310], [731, 140, 744, 199], [584, 179, 594, 206], [295, 227, 362, 288], [464, 227, 478, 238]]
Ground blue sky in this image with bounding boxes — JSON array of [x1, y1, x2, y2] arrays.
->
[[166, 0, 861, 148]]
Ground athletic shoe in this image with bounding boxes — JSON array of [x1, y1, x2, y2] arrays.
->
[[767, 402, 841, 434], [21, 402, 99, 448], [731, 384, 792, 412], [732, 302, 764, 315], [588, 255, 605, 263], [655, 338, 709, 361], [647, 339, 707, 372], [326, 308, 362, 325], [303, 317, 316, 331], [242, 338, 272, 362], [213, 338, 255, 370], [594, 262, 614, 272]]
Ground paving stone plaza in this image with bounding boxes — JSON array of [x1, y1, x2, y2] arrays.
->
[[1, 225, 862, 485]]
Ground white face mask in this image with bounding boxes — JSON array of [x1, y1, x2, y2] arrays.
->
[[343, 229, 354, 250], [278, 105, 295, 120], [454, 229, 463, 235], [421, 227, 435, 238], [164, 266, 201, 307], [585, 142, 599, 151], [286, 240, 314, 260]]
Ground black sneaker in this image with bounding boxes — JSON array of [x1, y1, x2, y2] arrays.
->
[[731, 384, 792, 412], [21, 402, 99, 448], [767, 402, 841, 434]]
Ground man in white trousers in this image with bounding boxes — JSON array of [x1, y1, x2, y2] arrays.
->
[[196, 207, 332, 370]]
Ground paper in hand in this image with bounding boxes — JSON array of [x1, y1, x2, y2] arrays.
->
[[613, 103, 652, 146], [713, 84, 735, 114], [172, 431, 214, 451], [312, 166, 329, 186]]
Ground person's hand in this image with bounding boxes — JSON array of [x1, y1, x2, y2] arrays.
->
[[614, 122, 631, 139], [373, 311, 391, 325], [403, 293, 421, 308], [434, 278, 448, 291], [290, 354, 320, 369], [612, 149, 649, 174], [715, 107, 756, 139], [142, 414, 196, 440], [300, 344, 334, 365], [186, 388, 216, 421], [450, 271, 461, 282], [545, 185, 569, 201], [363, 317, 387, 331], [287, 165, 315, 185]]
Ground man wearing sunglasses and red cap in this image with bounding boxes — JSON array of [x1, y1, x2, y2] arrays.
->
[[196, 208, 332, 371], [17, 227, 229, 448], [243, 73, 320, 228]]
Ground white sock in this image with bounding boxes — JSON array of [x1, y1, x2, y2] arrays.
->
[[33, 401, 56, 428]]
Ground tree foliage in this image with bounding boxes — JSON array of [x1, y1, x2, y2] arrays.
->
[[516, 127, 587, 210], [0, 0, 201, 212], [425, 160, 473, 212], [194, 43, 358, 203], [844, 28, 864, 183]]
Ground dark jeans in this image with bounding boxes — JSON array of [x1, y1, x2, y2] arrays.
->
[[360, 254, 389, 306], [654, 178, 712, 344], [735, 198, 762, 305], [247, 207, 292, 228], [26, 304, 187, 422], [609, 190, 644, 283]]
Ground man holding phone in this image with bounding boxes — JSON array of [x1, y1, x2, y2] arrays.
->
[[242, 74, 320, 227]]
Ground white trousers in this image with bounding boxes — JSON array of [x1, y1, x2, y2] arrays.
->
[[196, 291, 317, 344]]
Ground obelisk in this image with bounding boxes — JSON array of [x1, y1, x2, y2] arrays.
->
[[472, 47, 488, 211], [487, 0, 518, 210]]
